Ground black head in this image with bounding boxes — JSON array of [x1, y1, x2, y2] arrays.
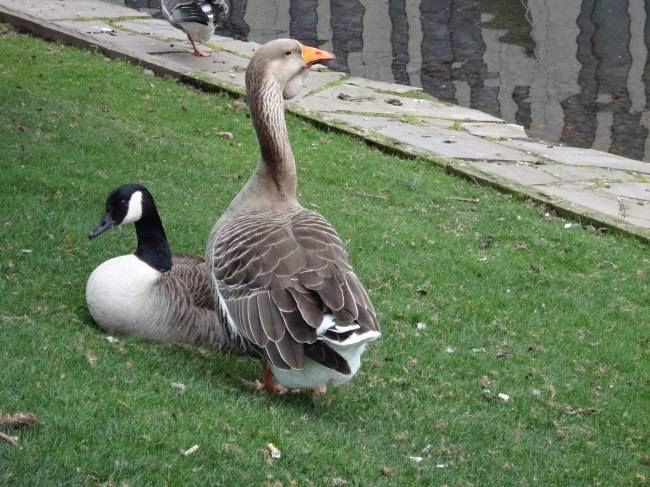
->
[[89, 184, 152, 240]]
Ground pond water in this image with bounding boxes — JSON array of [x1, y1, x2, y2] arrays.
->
[[104, 0, 650, 162]]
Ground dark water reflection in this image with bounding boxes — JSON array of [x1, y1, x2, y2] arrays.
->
[[106, 0, 650, 162]]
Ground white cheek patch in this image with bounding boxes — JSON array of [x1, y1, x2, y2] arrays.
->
[[122, 191, 143, 224]]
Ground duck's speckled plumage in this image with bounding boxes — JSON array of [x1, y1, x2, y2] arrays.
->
[[206, 40, 380, 390]]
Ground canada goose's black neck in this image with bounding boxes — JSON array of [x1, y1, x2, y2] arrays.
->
[[246, 64, 296, 200], [133, 203, 173, 273]]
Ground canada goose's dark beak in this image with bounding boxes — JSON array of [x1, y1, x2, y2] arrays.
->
[[300, 44, 334, 67], [89, 212, 115, 240]]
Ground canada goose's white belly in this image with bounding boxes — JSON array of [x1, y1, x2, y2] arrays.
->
[[269, 342, 368, 389], [86, 254, 161, 336]]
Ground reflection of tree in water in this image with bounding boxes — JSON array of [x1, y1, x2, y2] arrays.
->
[[467, 0, 536, 56]]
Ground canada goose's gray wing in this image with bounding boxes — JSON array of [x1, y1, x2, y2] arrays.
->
[[150, 270, 240, 353], [209, 208, 380, 372], [171, 253, 214, 309]]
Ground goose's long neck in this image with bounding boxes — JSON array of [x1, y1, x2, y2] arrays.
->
[[133, 209, 173, 273], [243, 73, 298, 206]]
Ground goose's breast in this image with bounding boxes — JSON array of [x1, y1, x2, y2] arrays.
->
[[86, 254, 161, 335]]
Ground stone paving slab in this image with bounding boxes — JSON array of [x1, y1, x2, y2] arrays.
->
[[345, 77, 422, 93], [297, 70, 346, 100], [327, 114, 454, 131], [374, 124, 537, 162], [297, 84, 504, 122], [54, 20, 182, 54], [116, 19, 190, 42], [499, 140, 650, 174], [536, 165, 637, 183], [601, 182, 650, 201], [207, 36, 261, 59], [0, 0, 150, 20], [470, 161, 560, 185], [156, 50, 247, 73], [210, 69, 245, 86], [538, 183, 621, 219], [462, 122, 528, 139], [623, 202, 650, 228]]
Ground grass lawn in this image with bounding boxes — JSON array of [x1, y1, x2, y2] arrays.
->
[[1, 26, 649, 486]]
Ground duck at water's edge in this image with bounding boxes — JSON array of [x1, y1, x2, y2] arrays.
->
[[206, 40, 381, 394], [161, 0, 228, 57], [87, 184, 239, 354]]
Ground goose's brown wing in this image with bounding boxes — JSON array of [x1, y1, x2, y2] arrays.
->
[[147, 269, 239, 353], [171, 253, 214, 309], [208, 207, 380, 372]]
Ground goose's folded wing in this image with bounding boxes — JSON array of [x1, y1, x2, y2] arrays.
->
[[151, 272, 240, 353], [209, 209, 380, 372], [170, 253, 214, 309]]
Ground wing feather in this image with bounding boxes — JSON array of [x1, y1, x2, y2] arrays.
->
[[208, 207, 379, 373]]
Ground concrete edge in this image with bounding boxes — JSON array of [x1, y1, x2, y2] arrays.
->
[[3, 6, 649, 244]]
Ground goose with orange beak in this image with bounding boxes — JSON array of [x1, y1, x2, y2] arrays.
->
[[206, 40, 381, 394]]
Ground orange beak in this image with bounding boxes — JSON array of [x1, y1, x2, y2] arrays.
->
[[300, 43, 335, 67]]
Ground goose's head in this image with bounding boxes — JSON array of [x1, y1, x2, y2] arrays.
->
[[247, 39, 334, 100], [89, 184, 151, 240]]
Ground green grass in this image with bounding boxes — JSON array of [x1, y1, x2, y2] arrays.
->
[[1, 27, 650, 486]]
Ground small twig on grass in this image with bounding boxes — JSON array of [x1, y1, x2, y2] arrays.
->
[[0, 432, 19, 446], [181, 445, 199, 456], [447, 197, 480, 203], [345, 186, 387, 200], [468, 175, 483, 189], [515, 242, 532, 253]]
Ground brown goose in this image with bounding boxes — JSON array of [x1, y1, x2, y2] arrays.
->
[[207, 40, 381, 393], [86, 184, 238, 353]]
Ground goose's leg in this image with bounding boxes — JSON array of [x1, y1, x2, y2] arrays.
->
[[258, 362, 289, 394], [186, 34, 210, 57]]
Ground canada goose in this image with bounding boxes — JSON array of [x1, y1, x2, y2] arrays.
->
[[161, 0, 228, 57], [206, 40, 381, 393], [86, 184, 238, 353]]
